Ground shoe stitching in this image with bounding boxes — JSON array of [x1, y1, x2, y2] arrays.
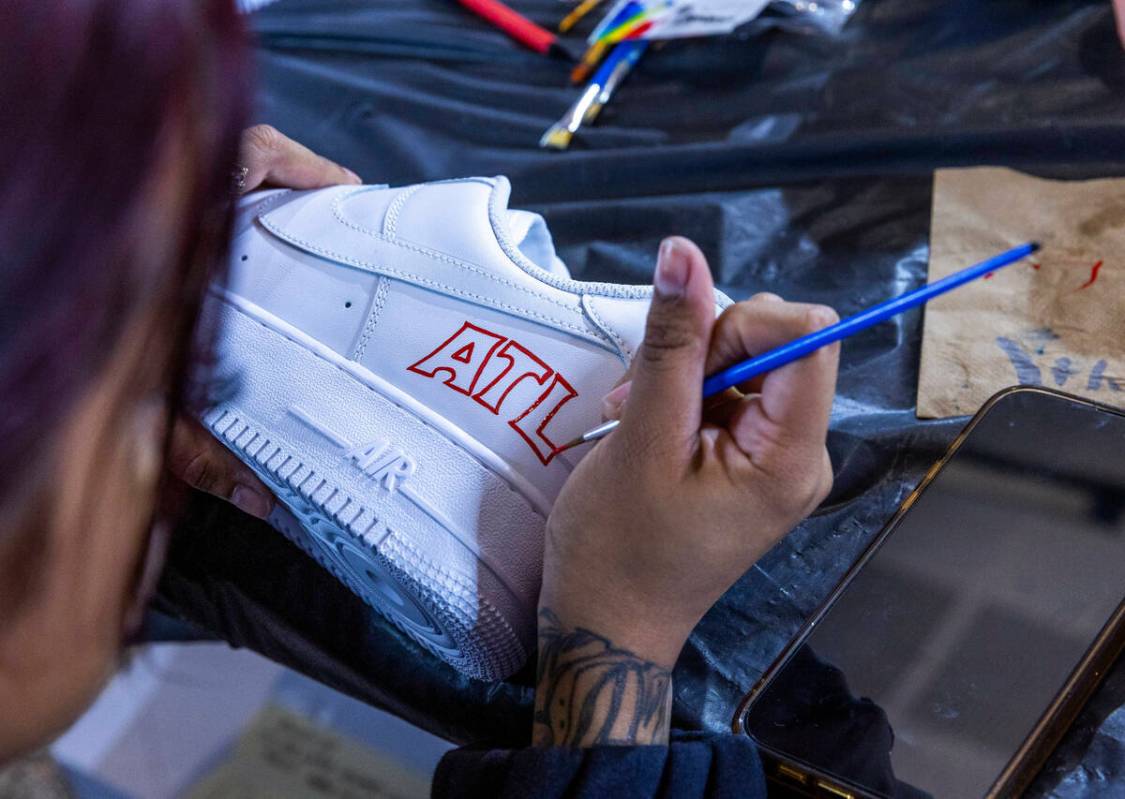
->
[[351, 275, 390, 361], [381, 178, 496, 237], [260, 216, 598, 340], [222, 298, 548, 523], [330, 189, 587, 318], [484, 178, 659, 301], [581, 295, 633, 364], [251, 185, 608, 340], [252, 184, 731, 313], [246, 187, 293, 218], [382, 183, 424, 238]]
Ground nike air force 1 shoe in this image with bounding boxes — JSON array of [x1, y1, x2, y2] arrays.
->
[[203, 177, 732, 679]]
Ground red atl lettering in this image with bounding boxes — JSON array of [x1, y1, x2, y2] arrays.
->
[[474, 340, 553, 413], [407, 322, 504, 395], [407, 321, 578, 465], [509, 373, 578, 464]]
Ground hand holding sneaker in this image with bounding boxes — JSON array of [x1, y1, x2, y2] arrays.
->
[[534, 237, 839, 747], [203, 176, 735, 679], [168, 126, 360, 520]]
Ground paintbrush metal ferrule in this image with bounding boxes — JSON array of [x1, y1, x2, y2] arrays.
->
[[545, 41, 643, 149], [583, 40, 648, 123], [561, 418, 620, 450], [539, 82, 602, 149], [582, 62, 626, 123]]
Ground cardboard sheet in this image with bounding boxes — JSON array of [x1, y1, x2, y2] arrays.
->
[[918, 167, 1125, 418], [184, 705, 428, 799]]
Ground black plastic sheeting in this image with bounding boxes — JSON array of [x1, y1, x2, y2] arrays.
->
[[154, 1, 1125, 793]]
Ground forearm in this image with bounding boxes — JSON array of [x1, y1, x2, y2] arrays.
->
[[532, 607, 673, 747]]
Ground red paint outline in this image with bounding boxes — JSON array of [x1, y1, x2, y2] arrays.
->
[[407, 321, 505, 396], [452, 344, 475, 364], [409, 321, 581, 466], [509, 372, 579, 466], [473, 339, 553, 415]]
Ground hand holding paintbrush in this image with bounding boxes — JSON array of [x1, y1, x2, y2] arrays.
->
[[538, 237, 840, 676], [564, 241, 1037, 450]]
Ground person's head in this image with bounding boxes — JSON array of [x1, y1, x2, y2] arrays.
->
[[0, 0, 247, 758]]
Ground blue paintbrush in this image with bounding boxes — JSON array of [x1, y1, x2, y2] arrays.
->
[[565, 242, 1040, 449]]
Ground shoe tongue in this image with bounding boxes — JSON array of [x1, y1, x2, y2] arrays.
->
[[504, 209, 568, 278]]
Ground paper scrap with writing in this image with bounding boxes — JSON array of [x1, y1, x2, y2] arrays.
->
[[918, 167, 1125, 418]]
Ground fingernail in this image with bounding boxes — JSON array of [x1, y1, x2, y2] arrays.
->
[[232, 484, 271, 519], [344, 168, 362, 184], [601, 381, 632, 419], [654, 238, 689, 298]]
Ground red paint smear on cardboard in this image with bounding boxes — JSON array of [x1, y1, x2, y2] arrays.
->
[[983, 260, 1042, 281], [1077, 260, 1104, 291]]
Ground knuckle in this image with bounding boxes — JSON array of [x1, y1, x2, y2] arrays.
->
[[749, 291, 783, 304], [814, 453, 835, 505], [765, 448, 830, 514], [794, 464, 827, 511], [711, 307, 739, 336], [804, 304, 839, 332], [641, 315, 698, 365], [243, 124, 283, 156]]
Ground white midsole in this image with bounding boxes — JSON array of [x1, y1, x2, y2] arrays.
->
[[213, 287, 553, 518], [205, 290, 547, 631]]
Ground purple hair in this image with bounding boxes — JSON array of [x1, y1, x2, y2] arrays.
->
[[0, 1, 250, 501]]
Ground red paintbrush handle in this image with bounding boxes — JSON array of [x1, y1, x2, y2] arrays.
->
[[456, 0, 556, 55]]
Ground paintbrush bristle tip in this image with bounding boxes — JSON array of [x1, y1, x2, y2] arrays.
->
[[1029, 242, 1041, 253], [557, 436, 586, 452], [539, 125, 574, 151]]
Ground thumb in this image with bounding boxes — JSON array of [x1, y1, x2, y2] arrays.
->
[[618, 237, 716, 453]]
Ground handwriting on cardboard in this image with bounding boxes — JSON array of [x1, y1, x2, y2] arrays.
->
[[917, 167, 1124, 418]]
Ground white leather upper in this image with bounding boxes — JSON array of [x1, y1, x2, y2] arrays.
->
[[223, 177, 733, 505]]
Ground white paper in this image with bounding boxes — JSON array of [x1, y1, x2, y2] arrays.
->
[[183, 705, 429, 799], [591, 0, 771, 42]]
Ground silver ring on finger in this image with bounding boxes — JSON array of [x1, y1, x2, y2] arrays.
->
[[230, 165, 249, 195]]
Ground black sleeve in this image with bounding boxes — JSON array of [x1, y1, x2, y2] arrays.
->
[[431, 733, 768, 799]]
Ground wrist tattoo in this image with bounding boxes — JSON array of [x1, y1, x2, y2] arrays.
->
[[533, 608, 672, 747]]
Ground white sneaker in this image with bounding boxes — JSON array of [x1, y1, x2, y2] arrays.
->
[[203, 177, 732, 679]]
